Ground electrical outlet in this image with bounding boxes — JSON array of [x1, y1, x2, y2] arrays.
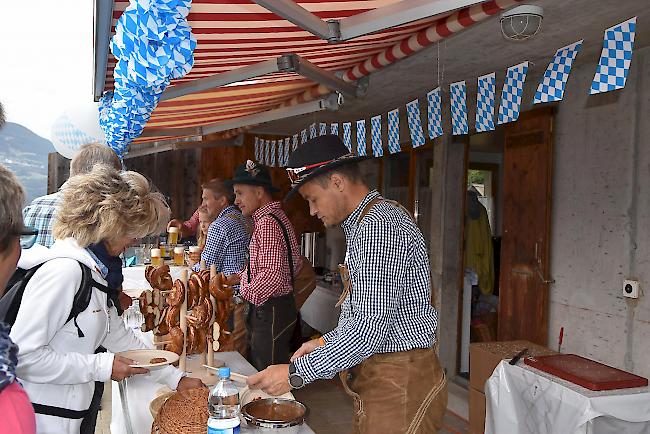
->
[[623, 280, 640, 299]]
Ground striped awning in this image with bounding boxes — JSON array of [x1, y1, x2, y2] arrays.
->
[[100, 0, 521, 143]]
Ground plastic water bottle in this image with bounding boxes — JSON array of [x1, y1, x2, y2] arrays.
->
[[207, 367, 241, 434]]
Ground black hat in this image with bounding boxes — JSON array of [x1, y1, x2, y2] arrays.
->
[[285, 134, 368, 198], [226, 160, 279, 192]]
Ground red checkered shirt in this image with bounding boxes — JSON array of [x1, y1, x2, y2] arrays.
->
[[239, 201, 302, 306]]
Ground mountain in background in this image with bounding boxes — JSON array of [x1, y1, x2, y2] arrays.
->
[[0, 122, 57, 203]]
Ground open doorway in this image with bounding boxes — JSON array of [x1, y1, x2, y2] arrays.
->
[[458, 108, 554, 378]]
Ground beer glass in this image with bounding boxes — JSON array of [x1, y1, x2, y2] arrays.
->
[[167, 226, 179, 245], [159, 242, 168, 258], [173, 246, 185, 266], [188, 245, 201, 265], [151, 248, 162, 266]]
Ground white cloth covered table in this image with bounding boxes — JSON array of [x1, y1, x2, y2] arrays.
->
[[110, 349, 315, 434], [486, 360, 650, 434], [299, 282, 342, 334]]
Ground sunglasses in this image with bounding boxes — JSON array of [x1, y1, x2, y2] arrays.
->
[[18, 227, 39, 249], [285, 153, 355, 185]]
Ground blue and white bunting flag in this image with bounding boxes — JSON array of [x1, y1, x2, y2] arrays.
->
[[406, 99, 426, 148], [426, 87, 443, 139], [476, 73, 496, 132], [331, 123, 339, 136], [300, 129, 308, 144], [269, 140, 276, 167], [534, 40, 583, 103], [450, 81, 468, 135], [371, 115, 383, 157], [276, 139, 283, 167], [319, 123, 327, 136], [292, 134, 299, 151], [254, 137, 260, 162], [356, 120, 367, 156], [498, 61, 529, 125], [309, 123, 317, 139], [590, 17, 636, 95], [264, 140, 270, 165], [284, 138, 290, 166], [387, 109, 401, 154], [342, 122, 352, 151]]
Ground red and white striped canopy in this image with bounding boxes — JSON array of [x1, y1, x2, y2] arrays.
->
[[102, 0, 520, 142]]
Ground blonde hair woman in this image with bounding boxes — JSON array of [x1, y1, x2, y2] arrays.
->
[[9, 165, 202, 434]]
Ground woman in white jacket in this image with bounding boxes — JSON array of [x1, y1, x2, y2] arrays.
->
[[10, 165, 203, 433]]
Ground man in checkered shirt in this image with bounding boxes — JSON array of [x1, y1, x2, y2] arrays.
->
[[247, 135, 447, 433], [226, 161, 302, 371], [22, 143, 122, 248]]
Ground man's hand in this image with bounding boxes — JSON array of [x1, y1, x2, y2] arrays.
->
[[291, 338, 322, 361], [118, 291, 133, 314], [167, 219, 183, 232], [111, 356, 149, 381], [246, 364, 292, 396], [176, 376, 205, 391], [225, 274, 241, 286]]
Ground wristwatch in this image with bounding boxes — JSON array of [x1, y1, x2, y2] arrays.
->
[[288, 362, 305, 389]]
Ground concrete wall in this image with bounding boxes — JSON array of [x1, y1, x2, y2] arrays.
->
[[547, 46, 650, 377]]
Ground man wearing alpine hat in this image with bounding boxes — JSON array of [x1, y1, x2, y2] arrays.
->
[[246, 135, 447, 433], [226, 161, 302, 371]]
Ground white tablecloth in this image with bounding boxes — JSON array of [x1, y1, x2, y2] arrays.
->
[[486, 360, 650, 434], [299, 282, 342, 334], [121, 265, 190, 298], [110, 348, 315, 434]]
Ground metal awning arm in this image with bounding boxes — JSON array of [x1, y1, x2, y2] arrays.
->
[[252, 0, 486, 42]]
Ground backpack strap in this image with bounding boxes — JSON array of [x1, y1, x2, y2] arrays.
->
[[267, 213, 296, 287]]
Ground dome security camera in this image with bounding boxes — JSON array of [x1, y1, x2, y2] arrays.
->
[[500, 5, 544, 41]]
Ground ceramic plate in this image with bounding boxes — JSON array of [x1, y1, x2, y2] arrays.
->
[[117, 349, 179, 370]]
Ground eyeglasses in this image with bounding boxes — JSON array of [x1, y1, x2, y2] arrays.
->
[[18, 227, 39, 249], [285, 153, 355, 185]]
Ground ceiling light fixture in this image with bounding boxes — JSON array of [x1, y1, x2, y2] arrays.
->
[[500, 5, 544, 41]]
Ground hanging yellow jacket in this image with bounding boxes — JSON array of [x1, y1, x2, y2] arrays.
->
[[464, 202, 494, 295]]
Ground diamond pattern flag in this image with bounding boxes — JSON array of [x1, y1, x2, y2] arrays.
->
[[309, 123, 317, 139], [426, 87, 443, 139], [498, 61, 529, 125], [270, 140, 276, 167], [476, 73, 496, 132], [319, 123, 327, 136], [450, 81, 468, 135], [331, 123, 339, 135], [371, 115, 383, 157], [387, 109, 401, 154], [590, 17, 636, 95], [534, 40, 583, 103], [301, 129, 308, 144], [284, 138, 290, 166], [356, 120, 367, 156], [342, 122, 352, 151], [292, 134, 299, 151], [254, 137, 260, 162], [264, 140, 270, 165], [406, 99, 426, 148], [276, 139, 283, 167]]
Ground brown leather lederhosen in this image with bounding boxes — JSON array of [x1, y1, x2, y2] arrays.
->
[[337, 198, 447, 434]]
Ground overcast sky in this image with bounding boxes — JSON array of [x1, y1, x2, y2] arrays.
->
[[0, 1, 92, 140]]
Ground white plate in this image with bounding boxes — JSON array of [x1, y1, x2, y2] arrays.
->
[[116, 349, 179, 370], [239, 385, 294, 407]]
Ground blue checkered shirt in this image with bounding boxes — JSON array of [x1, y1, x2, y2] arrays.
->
[[22, 192, 61, 248], [293, 190, 439, 384], [193, 205, 250, 277]]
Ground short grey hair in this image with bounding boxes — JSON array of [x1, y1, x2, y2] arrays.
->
[[69, 143, 122, 177], [0, 164, 25, 255], [0, 101, 5, 128]]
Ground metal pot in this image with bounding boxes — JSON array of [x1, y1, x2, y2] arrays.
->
[[241, 398, 307, 433]]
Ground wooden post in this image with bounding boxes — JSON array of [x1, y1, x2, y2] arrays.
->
[[179, 269, 188, 372], [206, 265, 217, 375]]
